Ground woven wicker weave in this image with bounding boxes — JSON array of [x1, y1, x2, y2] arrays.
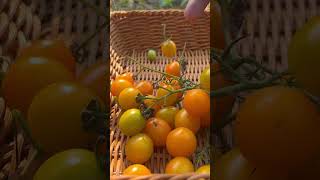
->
[[110, 10, 210, 179]]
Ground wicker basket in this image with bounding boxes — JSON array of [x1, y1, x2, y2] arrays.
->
[[110, 10, 211, 180]]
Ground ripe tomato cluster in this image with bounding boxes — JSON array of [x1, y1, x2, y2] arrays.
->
[[2, 39, 108, 179], [111, 36, 210, 176]]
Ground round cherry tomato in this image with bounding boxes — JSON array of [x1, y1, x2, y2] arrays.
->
[[196, 164, 210, 174], [125, 133, 153, 164], [165, 61, 180, 77], [18, 39, 76, 73], [156, 84, 178, 107], [147, 49, 157, 61], [28, 82, 102, 154], [78, 61, 107, 103], [288, 17, 320, 97], [165, 157, 194, 174], [161, 39, 176, 58], [123, 164, 151, 176], [155, 106, 178, 128], [166, 127, 197, 157], [135, 81, 153, 95], [236, 86, 320, 174], [143, 95, 161, 115], [200, 113, 211, 128], [34, 149, 105, 180], [3, 57, 73, 115], [200, 67, 210, 91], [119, 109, 146, 136], [212, 1, 225, 49], [174, 109, 200, 133], [118, 87, 141, 110], [183, 89, 210, 118], [110, 79, 133, 97], [212, 62, 235, 122], [143, 117, 171, 147], [115, 72, 134, 84]]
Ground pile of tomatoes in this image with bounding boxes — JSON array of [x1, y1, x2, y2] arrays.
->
[[110, 36, 211, 176], [2, 39, 107, 179]]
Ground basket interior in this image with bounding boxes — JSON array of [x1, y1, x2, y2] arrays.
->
[[110, 10, 210, 176]]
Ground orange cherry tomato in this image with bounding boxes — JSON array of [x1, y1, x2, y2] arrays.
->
[[155, 106, 179, 128], [110, 79, 133, 97], [165, 157, 194, 174], [78, 61, 107, 103], [156, 84, 178, 107], [18, 39, 76, 73], [165, 61, 180, 77], [183, 89, 210, 118], [143, 95, 161, 115], [118, 87, 141, 110], [125, 133, 154, 164], [2, 57, 73, 115], [200, 113, 211, 128], [115, 72, 134, 84], [135, 81, 154, 95], [175, 109, 200, 133], [166, 127, 197, 157], [236, 86, 320, 175], [161, 39, 176, 58], [123, 164, 152, 176], [143, 117, 172, 147], [170, 79, 183, 99]]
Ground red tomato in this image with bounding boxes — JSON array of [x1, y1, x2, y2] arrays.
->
[[165, 61, 180, 77]]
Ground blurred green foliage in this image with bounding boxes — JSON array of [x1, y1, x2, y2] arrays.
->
[[111, 0, 188, 10]]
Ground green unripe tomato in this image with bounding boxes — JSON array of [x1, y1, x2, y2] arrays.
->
[[119, 109, 146, 136], [147, 49, 157, 61]]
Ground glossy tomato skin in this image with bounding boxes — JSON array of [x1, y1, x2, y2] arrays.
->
[[135, 81, 153, 95], [3, 57, 73, 115], [165, 157, 194, 174], [212, 1, 225, 49], [212, 148, 276, 180], [200, 67, 210, 91], [18, 39, 76, 73], [212, 62, 235, 123], [196, 165, 210, 174], [34, 149, 105, 180], [119, 109, 146, 136], [156, 84, 178, 107], [125, 133, 154, 164], [165, 61, 180, 77], [155, 106, 179, 128], [143, 117, 171, 147], [183, 89, 210, 118], [161, 40, 176, 58], [110, 79, 133, 97], [78, 61, 107, 103], [118, 88, 141, 110], [123, 164, 151, 176], [166, 127, 197, 157], [27, 82, 102, 154], [288, 17, 320, 97], [236, 86, 320, 175], [115, 72, 134, 84], [174, 109, 200, 133]]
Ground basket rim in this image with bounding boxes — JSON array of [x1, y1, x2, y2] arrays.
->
[[110, 9, 210, 16]]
